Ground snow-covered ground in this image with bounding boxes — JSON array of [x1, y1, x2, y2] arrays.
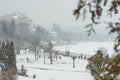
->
[[17, 42, 114, 80], [17, 54, 93, 80], [54, 42, 114, 56]]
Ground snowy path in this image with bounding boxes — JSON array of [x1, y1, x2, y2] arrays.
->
[[18, 64, 90, 73], [18, 65, 93, 80]]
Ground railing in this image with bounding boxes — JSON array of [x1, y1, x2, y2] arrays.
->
[[56, 50, 92, 60]]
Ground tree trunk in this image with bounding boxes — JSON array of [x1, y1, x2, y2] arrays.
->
[[34, 45, 37, 61], [25, 47, 26, 54], [36, 51, 39, 60], [17, 47, 20, 54], [50, 49, 53, 64], [44, 52, 46, 64], [73, 59, 75, 68]]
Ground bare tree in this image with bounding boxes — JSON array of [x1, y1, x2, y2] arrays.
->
[[48, 41, 54, 64]]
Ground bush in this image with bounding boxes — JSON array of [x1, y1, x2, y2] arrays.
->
[[0, 40, 17, 80], [87, 49, 120, 80], [87, 50, 110, 80]]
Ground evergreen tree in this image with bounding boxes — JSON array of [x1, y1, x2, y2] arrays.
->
[[8, 41, 16, 68], [87, 50, 114, 80], [0, 40, 17, 80]]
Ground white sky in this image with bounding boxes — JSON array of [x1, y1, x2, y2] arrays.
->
[[0, 0, 116, 33]]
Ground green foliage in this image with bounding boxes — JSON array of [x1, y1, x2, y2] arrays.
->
[[0, 40, 17, 80], [87, 50, 110, 80], [87, 51, 107, 80], [87, 50, 120, 80], [0, 40, 16, 69], [74, 2, 120, 79], [106, 54, 120, 79]]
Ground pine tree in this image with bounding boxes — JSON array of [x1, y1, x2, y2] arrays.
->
[[0, 40, 17, 80]]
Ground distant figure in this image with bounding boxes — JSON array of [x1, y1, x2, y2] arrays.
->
[[84, 57, 86, 60], [81, 57, 83, 60], [78, 56, 80, 59], [33, 74, 36, 78], [55, 56, 58, 60], [21, 65, 24, 71], [81, 54, 84, 59], [59, 56, 61, 60], [86, 64, 89, 71], [26, 57, 29, 61]]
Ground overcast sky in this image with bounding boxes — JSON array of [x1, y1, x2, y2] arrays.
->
[[0, 0, 114, 34]]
